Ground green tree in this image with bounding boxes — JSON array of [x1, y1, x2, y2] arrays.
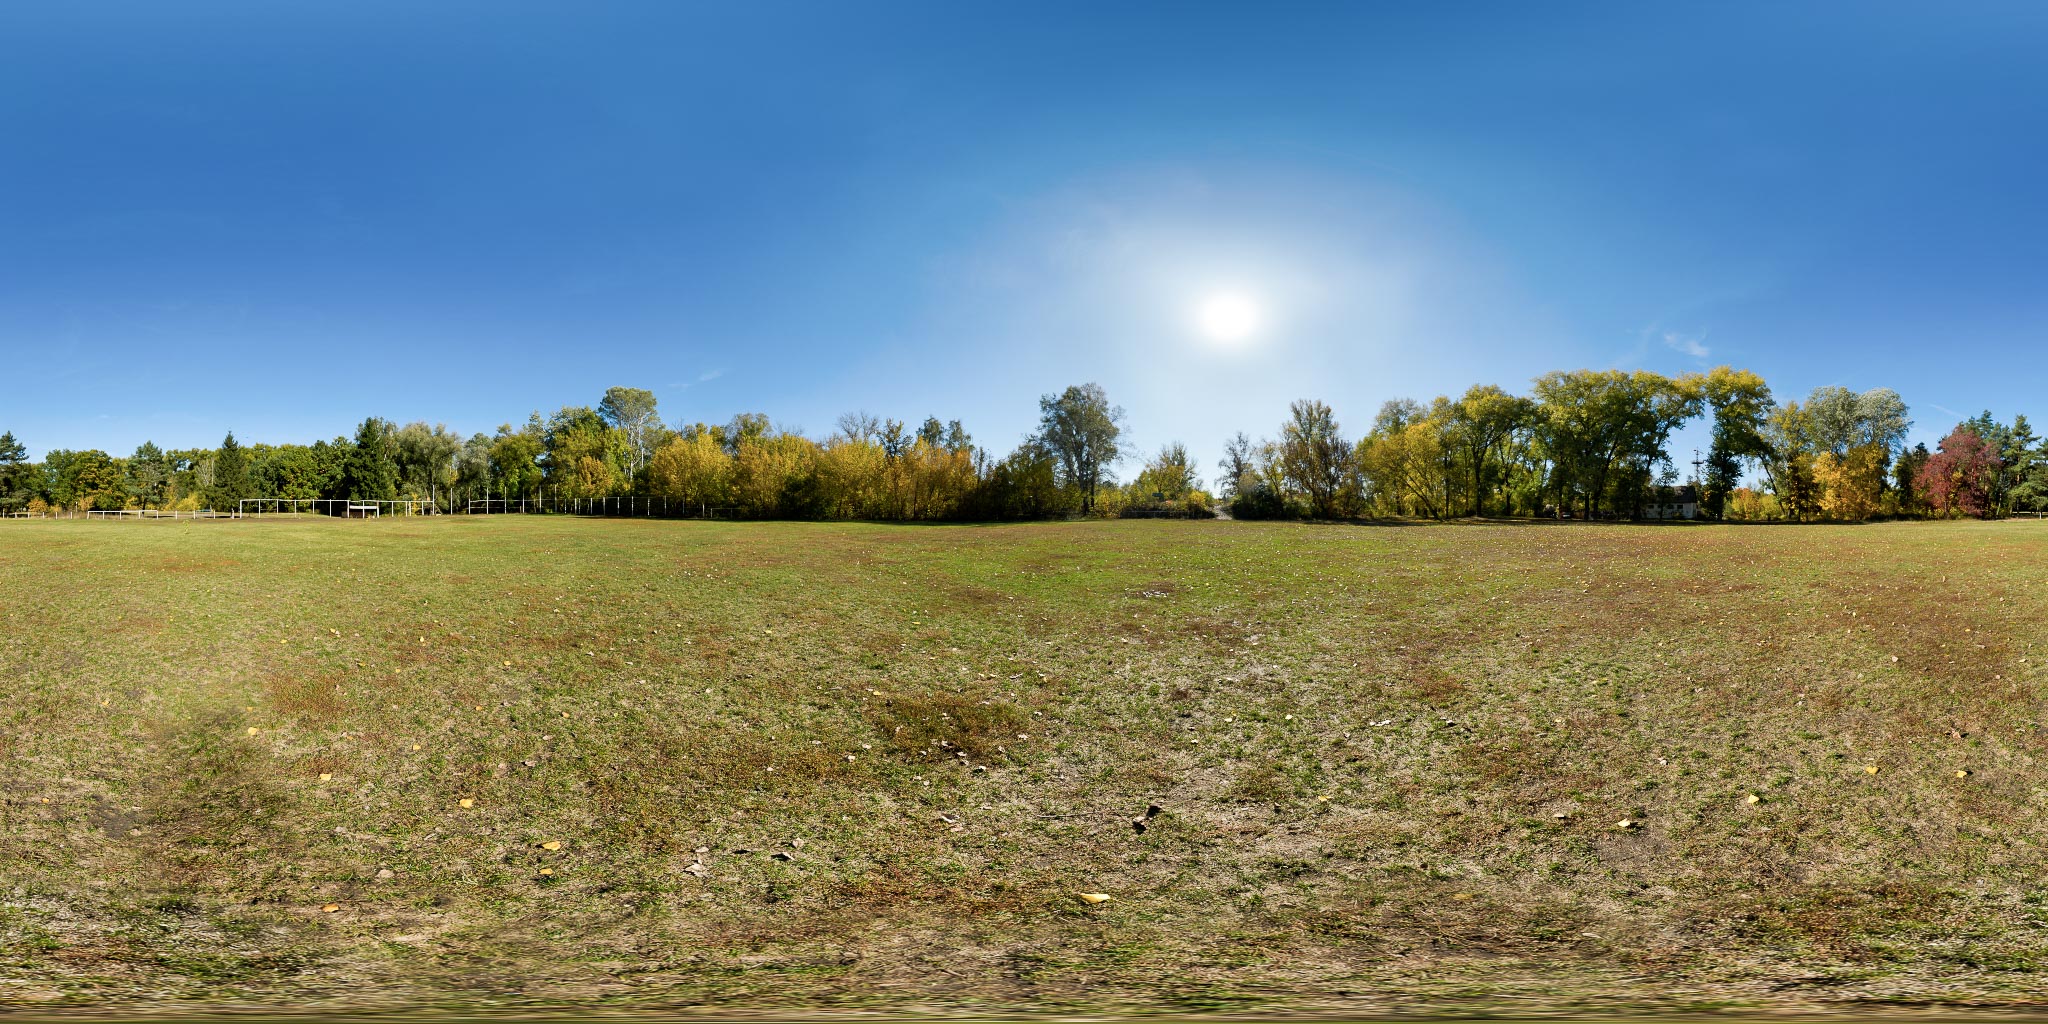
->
[[1761, 402, 1822, 520], [1450, 384, 1533, 516], [339, 418, 400, 501], [543, 406, 631, 498], [0, 431, 28, 512], [127, 441, 169, 507], [393, 422, 462, 508], [1531, 370, 1702, 518], [210, 432, 251, 510], [1035, 383, 1125, 513], [488, 419, 546, 500], [1136, 442, 1199, 501], [1279, 399, 1355, 518], [598, 387, 662, 476], [1700, 367, 1774, 518], [1891, 442, 1932, 515]]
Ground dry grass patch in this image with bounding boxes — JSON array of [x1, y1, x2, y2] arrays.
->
[[3, 516, 2048, 1014]]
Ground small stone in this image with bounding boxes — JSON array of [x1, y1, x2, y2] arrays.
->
[[376, 869, 395, 879]]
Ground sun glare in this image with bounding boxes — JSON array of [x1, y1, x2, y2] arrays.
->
[[1196, 291, 1261, 343]]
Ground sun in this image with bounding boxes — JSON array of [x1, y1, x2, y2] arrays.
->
[[1196, 291, 1261, 343]]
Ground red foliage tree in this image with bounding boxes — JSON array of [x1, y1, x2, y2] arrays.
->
[[1915, 426, 2002, 518]]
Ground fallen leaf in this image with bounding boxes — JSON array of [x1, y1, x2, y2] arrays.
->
[[246, 727, 260, 736], [541, 840, 562, 851], [318, 773, 332, 782], [1956, 769, 1971, 778], [1615, 819, 1636, 829], [1745, 794, 1762, 805], [458, 798, 475, 809], [1077, 892, 1113, 904], [539, 868, 554, 876], [1864, 765, 1880, 774], [320, 904, 339, 913]]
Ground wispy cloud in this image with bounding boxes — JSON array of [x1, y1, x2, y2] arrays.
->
[[1661, 330, 1710, 360], [672, 368, 725, 389]]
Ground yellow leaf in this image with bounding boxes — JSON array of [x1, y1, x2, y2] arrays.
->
[[1077, 892, 1112, 904], [458, 798, 475, 809], [539, 868, 554, 876], [320, 903, 339, 913], [319, 773, 333, 782], [1745, 794, 1761, 804], [246, 727, 260, 736], [541, 841, 562, 851], [503, 660, 512, 667], [1615, 819, 1636, 829], [1956, 769, 1971, 778], [1863, 765, 1880, 774]]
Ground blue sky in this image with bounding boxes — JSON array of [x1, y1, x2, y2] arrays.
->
[[5, 2, 2046, 480]]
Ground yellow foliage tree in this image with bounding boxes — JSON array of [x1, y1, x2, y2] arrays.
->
[[646, 432, 733, 510], [1813, 442, 1885, 521]]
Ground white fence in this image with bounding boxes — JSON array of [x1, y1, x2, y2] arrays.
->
[[240, 499, 438, 518], [467, 496, 730, 518]]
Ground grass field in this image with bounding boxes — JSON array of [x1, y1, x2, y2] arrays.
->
[[4, 515, 2047, 1015]]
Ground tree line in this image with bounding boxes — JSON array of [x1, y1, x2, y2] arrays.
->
[[4, 369, 2043, 521]]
